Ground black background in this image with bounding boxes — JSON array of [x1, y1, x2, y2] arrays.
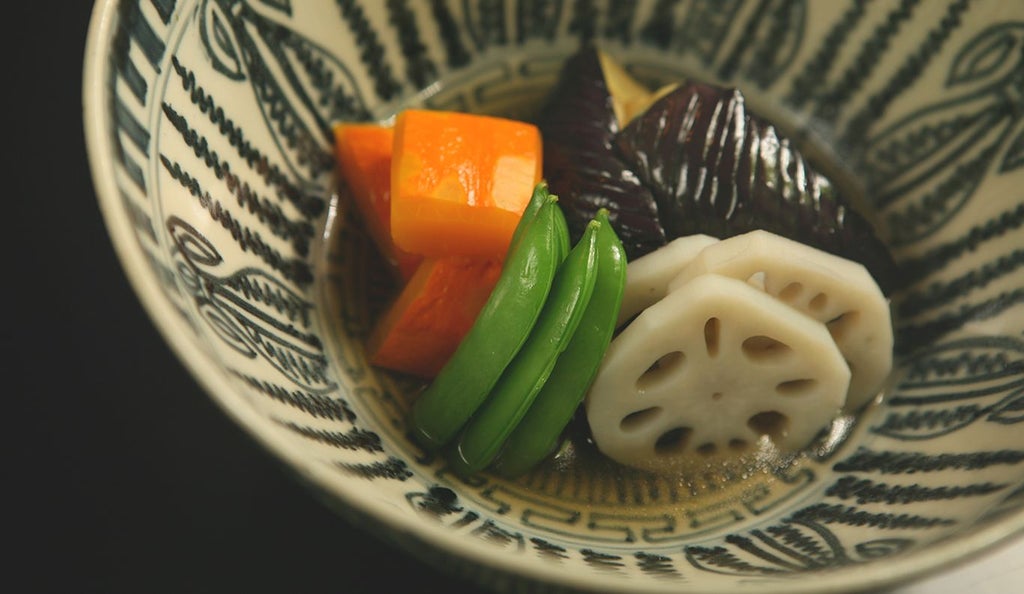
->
[[10, 4, 477, 593]]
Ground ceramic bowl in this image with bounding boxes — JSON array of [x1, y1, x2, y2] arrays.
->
[[84, 1, 1024, 592]]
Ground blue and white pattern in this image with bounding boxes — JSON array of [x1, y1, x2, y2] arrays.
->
[[85, 1, 1024, 592]]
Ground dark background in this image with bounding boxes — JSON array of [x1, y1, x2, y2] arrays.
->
[[10, 4, 476, 593]]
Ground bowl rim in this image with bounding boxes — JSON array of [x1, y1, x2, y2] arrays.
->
[[82, 1, 1024, 591]]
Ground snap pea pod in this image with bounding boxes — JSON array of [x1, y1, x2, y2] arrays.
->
[[494, 209, 626, 477], [450, 218, 601, 474], [509, 181, 552, 251], [411, 186, 568, 449]]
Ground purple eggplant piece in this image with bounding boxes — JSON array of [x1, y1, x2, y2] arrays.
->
[[538, 46, 666, 260], [614, 82, 899, 294]]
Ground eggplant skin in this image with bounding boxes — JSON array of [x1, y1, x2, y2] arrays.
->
[[614, 82, 899, 294], [538, 46, 666, 260]]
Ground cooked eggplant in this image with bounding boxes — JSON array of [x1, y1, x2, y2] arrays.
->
[[614, 82, 899, 294], [538, 46, 667, 260]]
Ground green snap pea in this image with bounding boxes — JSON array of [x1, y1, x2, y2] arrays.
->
[[450, 217, 601, 474], [509, 181, 551, 250], [494, 209, 627, 477], [411, 185, 568, 449]]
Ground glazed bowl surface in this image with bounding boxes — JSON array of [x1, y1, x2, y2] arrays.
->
[[84, 1, 1024, 592]]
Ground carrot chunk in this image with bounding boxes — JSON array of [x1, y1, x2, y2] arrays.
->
[[333, 123, 422, 280], [367, 256, 503, 377], [390, 110, 542, 259]]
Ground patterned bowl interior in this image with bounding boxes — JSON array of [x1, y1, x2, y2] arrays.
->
[[85, 1, 1024, 592]]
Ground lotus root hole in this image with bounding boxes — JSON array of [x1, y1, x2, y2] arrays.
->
[[779, 282, 803, 302], [655, 427, 692, 455], [776, 378, 817, 396], [636, 351, 686, 391], [741, 335, 792, 361], [748, 411, 789, 440], [696, 442, 717, 456], [729, 438, 749, 451], [809, 292, 829, 311], [704, 317, 720, 357], [827, 311, 860, 341], [620, 407, 663, 432]]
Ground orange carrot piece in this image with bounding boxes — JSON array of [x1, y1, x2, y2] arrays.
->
[[333, 123, 422, 280], [391, 109, 542, 259], [367, 256, 503, 377]]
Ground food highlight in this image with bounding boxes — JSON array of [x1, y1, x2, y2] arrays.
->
[[331, 46, 895, 478]]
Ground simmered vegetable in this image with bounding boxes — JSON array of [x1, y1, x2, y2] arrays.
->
[[617, 234, 718, 327], [391, 109, 543, 259], [451, 217, 601, 474], [614, 82, 899, 294], [494, 209, 627, 478], [337, 118, 530, 379], [411, 186, 569, 449], [333, 123, 422, 280], [670, 231, 893, 410], [366, 256, 502, 377], [586, 273, 851, 471], [538, 46, 666, 259]]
